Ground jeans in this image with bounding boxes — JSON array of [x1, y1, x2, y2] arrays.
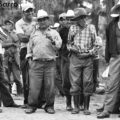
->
[[28, 60, 56, 109]]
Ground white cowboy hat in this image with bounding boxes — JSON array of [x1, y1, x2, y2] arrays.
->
[[21, 3, 34, 12], [66, 10, 75, 18]]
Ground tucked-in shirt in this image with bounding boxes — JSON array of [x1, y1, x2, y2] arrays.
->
[[68, 24, 97, 53], [27, 27, 62, 60], [15, 18, 36, 49]]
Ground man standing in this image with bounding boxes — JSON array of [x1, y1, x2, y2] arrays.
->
[[1, 20, 22, 95], [25, 9, 62, 114], [97, 1, 120, 118], [68, 8, 97, 115], [58, 10, 74, 111], [0, 22, 20, 112], [15, 3, 36, 107]]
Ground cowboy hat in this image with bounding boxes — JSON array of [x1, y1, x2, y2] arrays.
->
[[37, 9, 49, 19], [71, 7, 88, 21]]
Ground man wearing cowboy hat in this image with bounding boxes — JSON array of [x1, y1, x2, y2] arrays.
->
[[97, 1, 120, 118], [1, 19, 22, 96], [15, 3, 36, 108], [57, 10, 75, 111], [25, 9, 62, 114], [67, 7, 97, 115]]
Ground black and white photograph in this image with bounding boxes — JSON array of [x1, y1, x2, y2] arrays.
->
[[0, 0, 120, 120]]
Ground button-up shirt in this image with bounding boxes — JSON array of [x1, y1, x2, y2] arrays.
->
[[68, 24, 97, 53], [27, 27, 62, 60]]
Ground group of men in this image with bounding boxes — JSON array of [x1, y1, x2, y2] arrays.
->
[[0, 1, 120, 119]]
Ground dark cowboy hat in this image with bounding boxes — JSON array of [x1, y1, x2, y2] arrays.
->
[[4, 19, 14, 25], [71, 7, 88, 21], [111, 0, 120, 15]]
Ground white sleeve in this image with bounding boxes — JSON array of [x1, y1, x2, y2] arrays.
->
[[53, 30, 62, 49], [15, 21, 24, 34]]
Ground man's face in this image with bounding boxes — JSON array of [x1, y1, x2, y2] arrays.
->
[[24, 8, 34, 20], [77, 16, 87, 28], [5, 22, 14, 31], [37, 17, 50, 29], [59, 18, 67, 27]]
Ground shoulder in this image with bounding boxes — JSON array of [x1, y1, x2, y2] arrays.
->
[[49, 28, 59, 36], [15, 18, 24, 26]]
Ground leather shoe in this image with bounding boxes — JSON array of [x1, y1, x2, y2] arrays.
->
[[25, 108, 37, 114], [97, 111, 110, 119], [0, 109, 2, 113], [44, 108, 55, 114], [71, 107, 80, 114], [66, 105, 73, 111], [84, 109, 91, 115], [21, 104, 28, 109], [96, 107, 104, 112], [6, 103, 20, 108]]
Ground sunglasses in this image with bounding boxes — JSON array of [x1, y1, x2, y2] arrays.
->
[[37, 17, 49, 22]]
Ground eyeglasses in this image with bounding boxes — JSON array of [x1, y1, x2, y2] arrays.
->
[[37, 17, 49, 22]]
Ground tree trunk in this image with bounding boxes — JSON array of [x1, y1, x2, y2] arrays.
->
[[105, 0, 115, 23]]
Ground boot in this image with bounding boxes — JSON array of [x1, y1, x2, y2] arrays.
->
[[83, 95, 91, 115], [71, 95, 80, 114], [79, 94, 84, 111], [66, 95, 72, 111]]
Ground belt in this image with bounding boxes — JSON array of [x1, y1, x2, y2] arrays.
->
[[35, 58, 55, 62], [72, 52, 93, 59]]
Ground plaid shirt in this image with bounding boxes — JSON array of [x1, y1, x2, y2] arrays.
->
[[68, 24, 97, 53]]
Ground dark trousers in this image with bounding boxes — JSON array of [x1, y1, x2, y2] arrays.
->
[[55, 57, 64, 96], [0, 54, 14, 106], [20, 47, 29, 104], [61, 55, 71, 95], [93, 58, 99, 91], [6, 61, 22, 95], [69, 54, 94, 96], [28, 60, 56, 109]]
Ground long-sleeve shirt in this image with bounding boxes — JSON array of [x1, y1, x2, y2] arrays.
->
[[27, 27, 62, 60], [67, 24, 97, 54]]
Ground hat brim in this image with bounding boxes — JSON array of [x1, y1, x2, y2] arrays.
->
[[71, 15, 87, 21], [4, 20, 14, 25], [23, 7, 34, 12], [37, 16, 49, 20]]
